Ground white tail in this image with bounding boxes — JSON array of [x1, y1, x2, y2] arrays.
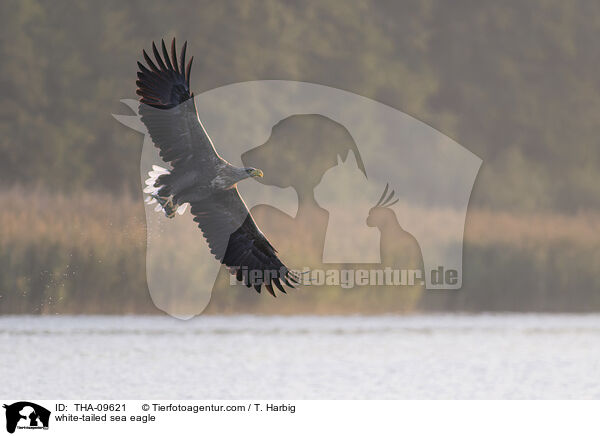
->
[[143, 165, 188, 215]]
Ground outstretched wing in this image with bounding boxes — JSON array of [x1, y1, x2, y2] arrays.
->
[[190, 189, 299, 296], [136, 38, 220, 169]]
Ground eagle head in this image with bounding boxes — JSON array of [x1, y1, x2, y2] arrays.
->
[[246, 168, 264, 178]]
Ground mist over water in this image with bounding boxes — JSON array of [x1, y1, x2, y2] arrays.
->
[[1, 314, 599, 399]]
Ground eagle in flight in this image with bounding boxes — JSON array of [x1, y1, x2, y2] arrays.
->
[[136, 38, 299, 296]]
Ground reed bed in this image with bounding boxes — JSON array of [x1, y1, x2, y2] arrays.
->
[[1, 187, 599, 314]]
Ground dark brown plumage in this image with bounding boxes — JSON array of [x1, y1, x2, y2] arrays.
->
[[137, 38, 299, 296]]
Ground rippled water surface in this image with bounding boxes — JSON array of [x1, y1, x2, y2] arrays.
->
[[1, 314, 599, 399]]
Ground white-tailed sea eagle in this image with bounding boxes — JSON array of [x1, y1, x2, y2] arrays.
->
[[136, 38, 299, 296]]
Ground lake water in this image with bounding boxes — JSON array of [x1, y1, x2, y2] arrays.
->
[[1, 314, 599, 399]]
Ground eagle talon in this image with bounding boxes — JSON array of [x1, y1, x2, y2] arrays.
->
[[151, 194, 177, 218]]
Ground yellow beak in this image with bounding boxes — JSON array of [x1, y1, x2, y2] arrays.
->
[[251, 169, 264, 178]]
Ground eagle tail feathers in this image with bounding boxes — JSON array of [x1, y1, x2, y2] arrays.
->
[[143, 165, 188, 217]]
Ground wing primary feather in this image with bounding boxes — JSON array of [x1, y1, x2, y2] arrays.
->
[[137, 61, 153, 76], [161, 39, 173, 71], [152, 42, 167, 71], [170, 38, 179, 73], [136, 89, 159, 101], [142, 49, 161, 74], [185, 57, 194, 87], [180, 41, 187, 75], [265, 284, 276, 297], [273, 278, 286, 294]]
